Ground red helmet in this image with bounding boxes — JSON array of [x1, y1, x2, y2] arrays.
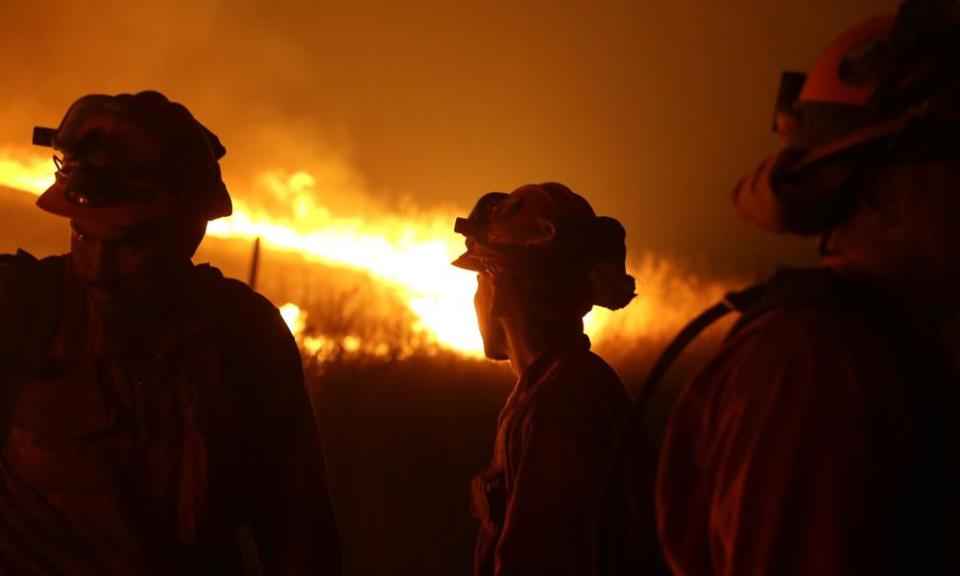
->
[[453, 182, 636, 311], [735, 0, 960, 235], [32, 91, 232, 226]]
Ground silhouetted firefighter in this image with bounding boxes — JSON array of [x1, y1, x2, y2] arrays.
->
[[609, 1, 960, 574], [0, 92, 341, 575], [452, 183, 662, 576]]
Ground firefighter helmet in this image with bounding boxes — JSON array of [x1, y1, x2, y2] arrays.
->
[[32, 91, 232, 226], [735, 0, 960, 235], [453, 182, 636, 311]]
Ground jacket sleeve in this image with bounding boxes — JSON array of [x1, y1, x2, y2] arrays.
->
[[244, 306, 342, 576], [495, 384, 617, 576], [657, 310, 922, 576]]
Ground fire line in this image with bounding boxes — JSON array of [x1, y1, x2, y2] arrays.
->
[[0, 148, 733, 360]]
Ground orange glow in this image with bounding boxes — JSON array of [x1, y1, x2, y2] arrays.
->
[[0, 147, 55, 194], [207, 169, 485, 355], [1, 148, 734, 359], [279, 302, 306, 336]]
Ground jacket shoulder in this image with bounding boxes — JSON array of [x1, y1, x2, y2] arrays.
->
[[0, 250, 40, 270], [695, 304, 909, 420], [549, 348, 628, 397], [0, 251, 66, 270], [0, 252, 65, 296], [528, 348, 631, 430], [192, 264, 291, 339], [188, 266, 306, 403], [728, 304, 894, 360], [185, 266, 303, 394]]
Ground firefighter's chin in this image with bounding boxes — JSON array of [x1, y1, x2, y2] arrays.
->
[[87, 286, 134, 319], [478, 319, 509, 361], [481, 331, 510, 361], [484, 346, 509, 361]]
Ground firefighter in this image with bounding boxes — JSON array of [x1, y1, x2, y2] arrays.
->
[[0, 92, 341, 574], [657, 1, 960, 574], [452, 182, 652, 576]]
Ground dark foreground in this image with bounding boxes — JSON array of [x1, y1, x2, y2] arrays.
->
[[305, 339, 721, 576]]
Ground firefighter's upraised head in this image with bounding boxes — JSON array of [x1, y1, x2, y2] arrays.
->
[[735, 0, 960, 308], [735, 0, 960, 235], [32, 91, 232, 317], [453, 182, 635, 360]]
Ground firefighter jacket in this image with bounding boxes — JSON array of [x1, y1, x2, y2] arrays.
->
[[657, 268, 960, 575], [0, 254, 342, 575], [472, 334, 631, 576]]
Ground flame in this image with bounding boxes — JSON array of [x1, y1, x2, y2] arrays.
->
[[208, 170, 484, 354], [0, 147, 735, 360], [279, 302, 306, 335], [0, 147, 55, 193]]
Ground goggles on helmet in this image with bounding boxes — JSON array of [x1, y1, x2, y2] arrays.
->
[[735, 1, 960, 235], [32, 91, 232, 225], [52, 156, 175, 209], [451, 183, 636, 311], [454, 191, 509, 245]]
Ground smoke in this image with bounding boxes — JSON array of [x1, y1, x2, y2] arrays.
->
[[0, 0, 895, 272]]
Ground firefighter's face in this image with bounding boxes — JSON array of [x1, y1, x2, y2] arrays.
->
[[475, 272, 509, 361], [69, 218, 191, 318]]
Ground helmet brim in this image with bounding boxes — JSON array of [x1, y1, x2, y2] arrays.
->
[[450, 252, 482, 271], [450, 241, 519, 272], [36, 180, 181, 227]]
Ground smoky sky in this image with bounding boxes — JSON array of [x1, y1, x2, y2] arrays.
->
[[0, 0, 895, 274]]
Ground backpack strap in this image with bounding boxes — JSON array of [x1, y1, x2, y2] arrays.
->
[[598, 282, 769, 576], [630, 281, 767, 416], [0, 251, 63, 449], [631, 266, 878, 416], [600, 266, 896, 575]]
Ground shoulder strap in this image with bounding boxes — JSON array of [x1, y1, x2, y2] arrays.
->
[[600, 266, 886, 574], [598, 283, 768, 576], [631, 266, 872, 416], [630, 281, 767, 416], [0, 251, 63, 448]]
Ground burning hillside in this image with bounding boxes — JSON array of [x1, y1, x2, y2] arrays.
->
[[0, 146, 738, 361]]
